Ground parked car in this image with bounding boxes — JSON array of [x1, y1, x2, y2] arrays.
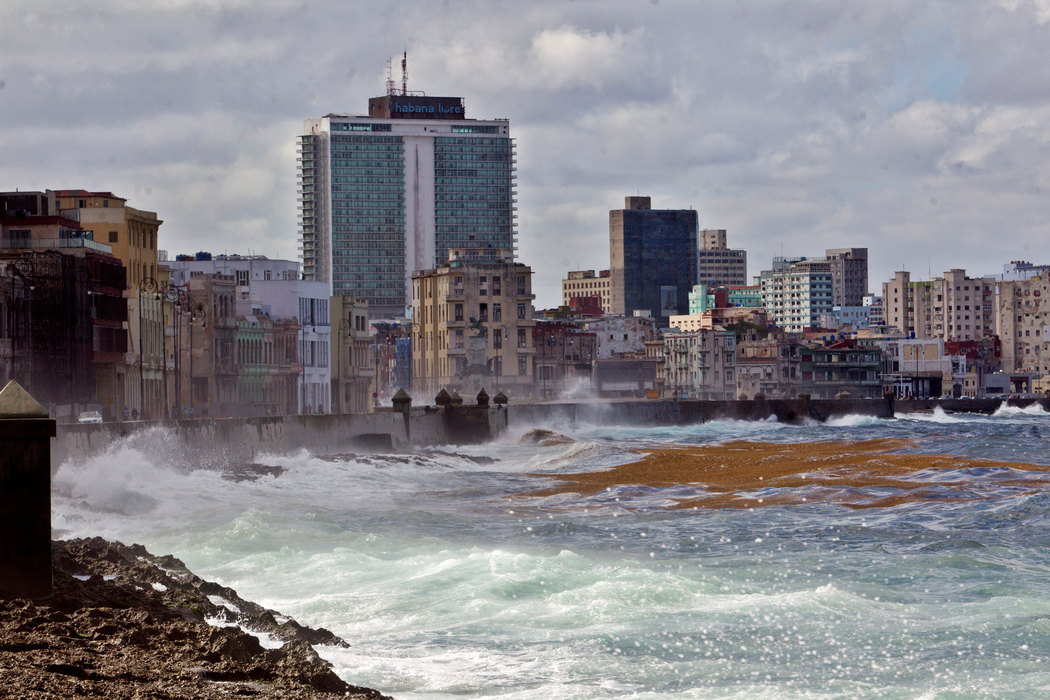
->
[[76, 410, 103, 424]]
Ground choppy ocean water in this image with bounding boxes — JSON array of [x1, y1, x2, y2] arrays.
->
[[53, 406, 1050, 699]]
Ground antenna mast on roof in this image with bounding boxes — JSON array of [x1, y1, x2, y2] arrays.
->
[[401, 51, 408, 96], [385, 58, 396, 96]]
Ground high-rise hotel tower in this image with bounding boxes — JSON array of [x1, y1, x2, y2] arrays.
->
[[297, 88, 516, 318]]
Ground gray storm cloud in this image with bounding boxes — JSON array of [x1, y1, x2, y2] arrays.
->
[[1, 0, 1048, 304]]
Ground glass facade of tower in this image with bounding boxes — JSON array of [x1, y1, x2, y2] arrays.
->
[[299, 99, 514, 319], [329, 133, 405, 306], [434, 136, 514, 265]]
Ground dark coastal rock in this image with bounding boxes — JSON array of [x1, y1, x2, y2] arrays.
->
[[520, 428, 574, 446], [222, 462, 287, 482], [0, 538, 392, 699]]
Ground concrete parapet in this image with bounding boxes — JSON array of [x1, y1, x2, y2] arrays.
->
[[510, 397, 895, 429], [53, 404, 508, 469], [0, 381, 56, 599]]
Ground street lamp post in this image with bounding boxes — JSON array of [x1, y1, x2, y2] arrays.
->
[[138, 277, 158, 419], [404, 322, 420, 394], [188, 304, 206, 416], [163, 284, 191, 418]]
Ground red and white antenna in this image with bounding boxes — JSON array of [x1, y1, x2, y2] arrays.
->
[[401, 51, 408, 95]]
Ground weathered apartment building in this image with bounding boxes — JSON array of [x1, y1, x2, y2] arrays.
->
[[882, 269, 995, 341], [412, 248, 536, 400]]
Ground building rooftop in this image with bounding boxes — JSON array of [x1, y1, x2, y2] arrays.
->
[[54, 190, 125, 201]]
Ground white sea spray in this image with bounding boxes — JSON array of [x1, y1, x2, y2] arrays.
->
[[50, 410, 1050, 698]]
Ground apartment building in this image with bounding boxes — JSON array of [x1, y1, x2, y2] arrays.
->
[[561, 269, 612, 312], [759, 257, 833, 332], [168, 256, 331, 413], [882, 269, 995, 341], [697, 229, 747, 287], [825, 248, 868, 307], [662, 327, 737, 399], [579, 314, 656, 359], [412, 248, 536, 399], [735, 334, 802, 399], [997, 275, 1050, 374], [798, 342, 883, 399]]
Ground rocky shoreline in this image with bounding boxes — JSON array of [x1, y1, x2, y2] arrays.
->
[[0, 538, 391, 699]]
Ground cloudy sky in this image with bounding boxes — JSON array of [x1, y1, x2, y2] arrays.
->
[[2, 0, 1049, 307]]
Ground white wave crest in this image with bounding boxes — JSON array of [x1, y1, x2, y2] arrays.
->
[[824, 414, 885, 427], [899, 406, 972, 424], [993, 402, 1049, 417]]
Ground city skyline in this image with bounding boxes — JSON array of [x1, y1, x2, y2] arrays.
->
[[2, 1, 1049, 307]]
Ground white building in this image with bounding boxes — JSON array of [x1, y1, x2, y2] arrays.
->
[[168, 255, 332, 414], [298, 83, 515, 319], [579, 314, 656, 359], [759, 257, 834, 333]]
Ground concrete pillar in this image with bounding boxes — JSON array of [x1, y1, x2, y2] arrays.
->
[[883, 389, 896, 418], [0, 380, 55, 599], [392, 388, 412, 442]]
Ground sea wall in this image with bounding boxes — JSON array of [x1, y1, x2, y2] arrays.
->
[[509, 396, 895, 428], [52, 394, 1047, 469], [894, 397, 1050, 415], [52, 404, 509, 470]]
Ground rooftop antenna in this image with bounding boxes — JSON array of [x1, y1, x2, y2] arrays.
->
[[401, 51, 408, 96], [385, 58, 396, 96]]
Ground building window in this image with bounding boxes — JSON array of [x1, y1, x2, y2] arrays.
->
[[492, 303, 502, 321], [264, 270, 272, 281], [454, 303, 464, 321], [518, 328, 527, 348], [108, 231, 118, 243], [517, 303, 526, 320]]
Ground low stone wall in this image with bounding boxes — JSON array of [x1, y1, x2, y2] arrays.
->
[[53, 394, 1046, 469], [52, 404, 509, 470], [509, 396, 895, 428], [894, 397, 1050, 415]]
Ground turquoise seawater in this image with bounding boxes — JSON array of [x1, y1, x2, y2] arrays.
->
[[53, 406, 1050, 698]]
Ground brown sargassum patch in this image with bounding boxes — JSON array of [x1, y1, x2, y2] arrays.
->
[[525, 438, 1050, 509]]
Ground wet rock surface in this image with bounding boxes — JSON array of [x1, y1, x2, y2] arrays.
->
[[520, 428, 574, 446], [0, 538, 392, 699]]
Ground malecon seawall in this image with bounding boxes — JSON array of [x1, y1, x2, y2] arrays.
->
[[52, 403, 509, 471], [508, 396, 896, 427], [52, 395, 1048, 469]]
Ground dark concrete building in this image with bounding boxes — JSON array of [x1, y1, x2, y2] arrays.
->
[[825, 247, 868, 307], [609, 196, 699, 327]]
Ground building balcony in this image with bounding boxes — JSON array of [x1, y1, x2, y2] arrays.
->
[[1, 236, 115, 254], [810, 379, 883, 387]]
